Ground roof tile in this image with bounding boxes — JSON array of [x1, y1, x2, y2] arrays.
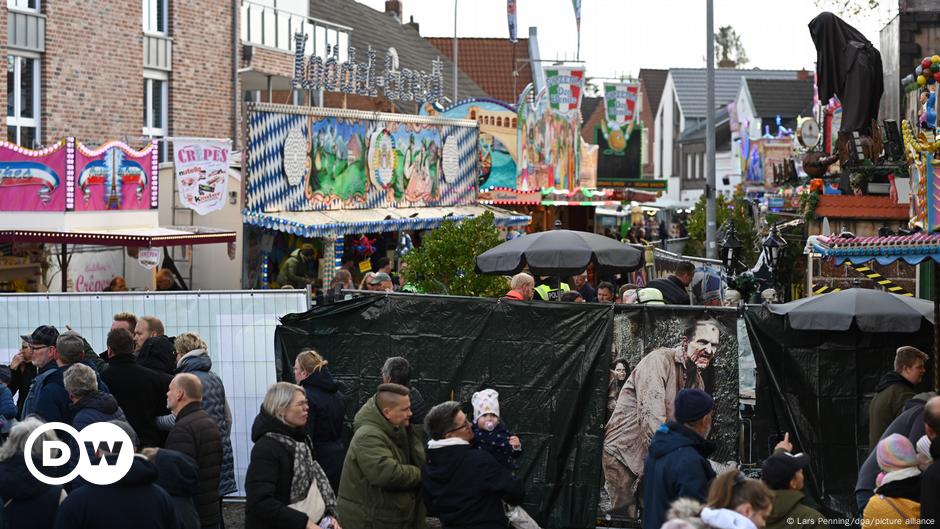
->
[[426, 37, 532, 104], [814, 195, 909, 220]]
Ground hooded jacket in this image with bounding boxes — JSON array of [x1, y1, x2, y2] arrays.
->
[[299, 366, 347, 492], [765, 489, 828, 529], [856, 392, 933, 495], [71, 390, 126, 431], [245, 407, 333, 529], [52, 455, 180, 529], [642, 422, 716, 529], [868, 372, 916, 449], [0, 455, 64, 529], [422, 439, 525, 529], [33, 360, 111, 424], [336, 395, 425, 529], [164, 401, 222, 527], [920, 437, 940, 525], [101, 353, 173, 448], [661, 499, 757, 529], [138, 335, 177, 375], [151, 448, 201, 529], [176, 349, 237, 496]]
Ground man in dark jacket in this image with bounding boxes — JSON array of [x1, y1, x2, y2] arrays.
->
[[101, 328, 173, 448], [572, 272, 597, 302], [383, 356, 430, 437], [64, 362, 126, 431], [869, 346, 927, 449], [20, 325, 60, 419], [645, 261, 694, 305], [165, 373, 222, 529], [297, 359, 347, 492], [422, 401, 525, 529], [34, 331, 110, 424], [855, 392, 934, 513], [642, 388, 717, 529], [134, 316, 177, 375], [921, 396, 940, 524]]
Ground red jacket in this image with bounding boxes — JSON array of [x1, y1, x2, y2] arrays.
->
[[503, 289, 525, 300]]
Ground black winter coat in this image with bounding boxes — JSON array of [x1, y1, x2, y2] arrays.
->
[[245, 408, 318, 529], [9, 362, 36, 418], [165, 402, 222, 527], [151, 448, 202, 529], [645, 276, 690, 305], [138, 335, 177, 375], [53, 455, 180, 529], [101, 353, 173, 447], [921, 437, 940, 525], [0, 455, 63, 529], [300, 367, 347, 492], [422, 443, 525, 529]]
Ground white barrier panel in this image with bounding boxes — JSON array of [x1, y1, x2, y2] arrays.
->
[[0, 290, 309, 496]]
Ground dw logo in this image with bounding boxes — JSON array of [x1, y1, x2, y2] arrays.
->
[[24, 422, 134, 485]]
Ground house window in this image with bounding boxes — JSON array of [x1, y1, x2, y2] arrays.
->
[[142, 0, 168, 34], [144, 75, 168, 162], [7, 55, 39, 148], [686, 153, 693, 180], [7, 0, 38, 11], [698, 153, 704, 181]]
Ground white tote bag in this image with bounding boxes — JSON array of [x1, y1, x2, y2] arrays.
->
[[288, 479, 326, 524]]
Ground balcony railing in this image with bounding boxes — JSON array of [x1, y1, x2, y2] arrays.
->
[[144, 33, 172, 71], [240, 0, 352, 62], [8, 8, 44, 53]]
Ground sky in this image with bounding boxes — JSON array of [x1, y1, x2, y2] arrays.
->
[[356, 0, 896, 80]]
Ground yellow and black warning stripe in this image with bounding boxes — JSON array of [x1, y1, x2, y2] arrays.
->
[[812, 284, 842, 295], [850, 263, 914, 296]]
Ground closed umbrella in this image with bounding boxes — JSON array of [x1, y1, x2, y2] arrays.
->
[[766, 288, 934, 332], [475, 229, 644, 277]]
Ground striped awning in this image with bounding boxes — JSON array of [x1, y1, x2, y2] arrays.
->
[[243, 205, 531, 238], [806, 233, 940, 265]]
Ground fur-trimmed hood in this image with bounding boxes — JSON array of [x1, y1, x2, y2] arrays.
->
[[662, 498, 707, 529]]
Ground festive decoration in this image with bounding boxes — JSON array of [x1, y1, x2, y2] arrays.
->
[[174, 138, 231, 216], [600, 82, 639, 154], [507, 0, 517, 43]]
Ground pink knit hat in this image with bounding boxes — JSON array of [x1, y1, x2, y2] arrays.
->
[[877, 434, 918, 472]]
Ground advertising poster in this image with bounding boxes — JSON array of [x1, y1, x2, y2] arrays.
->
[[600, 307, 739, 521], [518, 79, 582, 191], [68, 248, 124, 292], [74, 141, 157, 211], [0, 141, 68, 211], [175, 138, 231, 215], [601, 82, 639, 153]]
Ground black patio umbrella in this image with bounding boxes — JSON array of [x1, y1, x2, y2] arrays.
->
[[766, 288, 934, 332], [475, 229, 644, 277]]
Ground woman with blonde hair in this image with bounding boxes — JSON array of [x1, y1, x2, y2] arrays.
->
[[663, 469, 775, 529], [0, 418, 67, 529], [246, 382, 342, 529], [294, 349, 347, 492]]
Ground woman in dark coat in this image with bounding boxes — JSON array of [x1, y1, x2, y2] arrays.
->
[[0, 418, 65, 529], [245, 382, 341, 529], [293, 350, 347, 493]]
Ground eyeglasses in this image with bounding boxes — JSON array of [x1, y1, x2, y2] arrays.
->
[[28, 345, 51, 351], [445, 419, 471, 435]]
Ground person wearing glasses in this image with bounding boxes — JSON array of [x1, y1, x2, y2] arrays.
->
[[421, 401, 526, 529], [19, 325, 60, 419]]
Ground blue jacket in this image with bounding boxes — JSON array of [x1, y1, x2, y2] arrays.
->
[[642, 422, 716, 529], [54, 455, 180, 529], [71, 391, 126, 431], [33, 361, 110, 424], [176, 350, 237, 496], [0, 454, 64, 529], [0, 385, 15, 419], [299, 366, 347, 492], [20, 361, 58, 419], [471, 421, 522, 473]]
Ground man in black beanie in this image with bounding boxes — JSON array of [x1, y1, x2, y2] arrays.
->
[[642, 388, 717, 529]]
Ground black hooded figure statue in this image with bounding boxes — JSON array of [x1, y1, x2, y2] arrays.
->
[[809, 12, 883, 137]]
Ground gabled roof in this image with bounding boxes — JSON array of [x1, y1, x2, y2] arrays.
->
[[426, 37, 533, 104], [311, 0, 488, 102], [638, 69, 668, 117], [677, 107, 730, 143], [581, 96, 603, 124], [670, 68, 801, 118], [745, 78, 814, 118]]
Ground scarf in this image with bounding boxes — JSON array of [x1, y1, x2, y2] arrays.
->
[[265, 432, 337, 511]]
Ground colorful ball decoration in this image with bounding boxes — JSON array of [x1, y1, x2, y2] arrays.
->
[[919, 75, 928, 86], [924, 58, 933, 69], [917, 65, 924, 75], [932, 62, 940, 73], [929, 75, 937, 85], [933, 55, 940, 63]]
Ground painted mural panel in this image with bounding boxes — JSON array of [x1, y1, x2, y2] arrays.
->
[[73, 141, 158, 211], [0, 141, 68, 211], [518, 79, 583, 192], [244, 105, 479, 212]]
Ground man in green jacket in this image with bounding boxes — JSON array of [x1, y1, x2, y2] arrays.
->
[[762, 441, 828, 529], [337, 383, 425, 529], [869, 346, 927, 449], [276, 244, 317, 288]]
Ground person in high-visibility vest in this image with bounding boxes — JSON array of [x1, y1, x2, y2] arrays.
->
[[534, 278, 570, 301]]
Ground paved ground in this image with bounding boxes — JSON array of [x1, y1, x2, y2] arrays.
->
[[222, 502, 443, 528]]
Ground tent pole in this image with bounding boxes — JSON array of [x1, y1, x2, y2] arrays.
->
[[935, 262, 939, 391], [60, 244, 68, 292]]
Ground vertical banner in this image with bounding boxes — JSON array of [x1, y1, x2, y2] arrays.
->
[[601, 82, 639, 154], [544, 66, 585, 113], [73, 141, 158, 211], [0, 141, 68, 211], [174, 138, 232, 215], [507, 0, 518, 43], [572, 0, 582, 58]]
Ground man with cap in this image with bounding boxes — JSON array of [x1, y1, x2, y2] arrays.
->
[[276, 243, 317, 288], [33, 330, 110, 424], [20, 325, 60, 419], [762, 435, 827, 529], [642, 388, 717, 529], [368, 272, 395, 292], [603, 317, 721, 516]]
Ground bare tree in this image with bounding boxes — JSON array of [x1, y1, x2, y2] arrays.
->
[[814, 0, 880, 18], [715, 26, 749, 67]]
